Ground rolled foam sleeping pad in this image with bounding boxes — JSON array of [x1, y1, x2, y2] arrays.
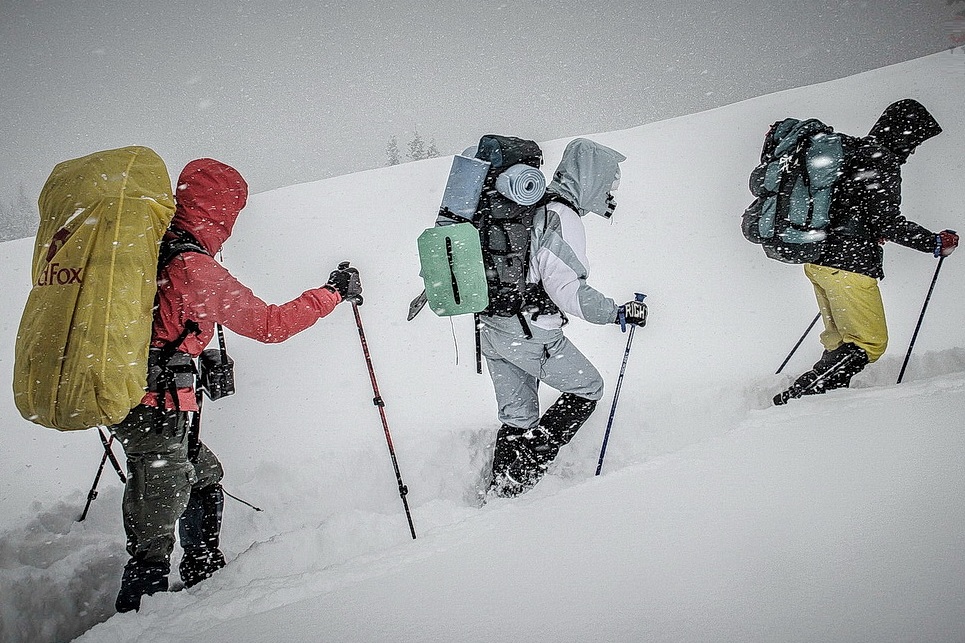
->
[[495, 163, 546, 206]]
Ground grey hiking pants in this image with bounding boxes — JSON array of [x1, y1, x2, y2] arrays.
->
[[110, 404, 224, 567], [479, 316, 604, 430]]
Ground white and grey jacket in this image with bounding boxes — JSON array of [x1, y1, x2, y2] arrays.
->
[[526, 200, 619, 331]]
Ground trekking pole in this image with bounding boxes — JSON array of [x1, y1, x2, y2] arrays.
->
[[350, 298, 417, 540], [191, 374, 261, 512], [596, 293, 646, 476], [776, 312, 822, 374], [897, 254, 948, 384], [223, 489, 263, 512], [78, 428, 127, 522]]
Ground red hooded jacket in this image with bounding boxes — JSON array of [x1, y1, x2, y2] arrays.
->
[[143, 158, 340, 410]]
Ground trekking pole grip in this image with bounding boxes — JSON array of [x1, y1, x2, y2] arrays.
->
[[618, 293, 647, 332], [336, 261, 363, 305]]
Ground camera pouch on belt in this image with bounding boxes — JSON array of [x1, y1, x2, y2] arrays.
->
[[199, 323, 235, 400], [199, 348, 235, 400]]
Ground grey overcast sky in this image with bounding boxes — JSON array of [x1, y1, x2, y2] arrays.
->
[[0, 1, 959, 199]]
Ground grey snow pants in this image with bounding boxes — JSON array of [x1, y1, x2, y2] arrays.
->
[[479, 316, 604, 430], [110, 404, 224, 567]]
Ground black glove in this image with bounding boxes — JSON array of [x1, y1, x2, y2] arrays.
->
[[617, 300, 648, 329], [326, 262, 363, 304]]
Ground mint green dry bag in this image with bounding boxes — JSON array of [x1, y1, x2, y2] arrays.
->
[[417, 223, 489, 316]]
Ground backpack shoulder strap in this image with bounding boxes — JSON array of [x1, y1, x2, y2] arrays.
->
[[152, 227, 207, 391], [158, 228, 210, 275], [543, 192, 577, 214]]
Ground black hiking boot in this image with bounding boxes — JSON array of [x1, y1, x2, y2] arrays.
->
[[488, 394, 599, 498], [774, 343, 869, 405], [116, 558, 169, 613], [178, 484, 225, 588], [179, 547, 226, 588], [489, 425, 545, 498]]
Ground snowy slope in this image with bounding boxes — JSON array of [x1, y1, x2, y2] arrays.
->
[[1, 51, 964, 642]]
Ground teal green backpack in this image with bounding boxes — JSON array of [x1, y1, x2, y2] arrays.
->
[[741, 118, 846, 263]]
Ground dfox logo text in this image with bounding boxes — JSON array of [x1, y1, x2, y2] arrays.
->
[[38, 262, 83, 286]]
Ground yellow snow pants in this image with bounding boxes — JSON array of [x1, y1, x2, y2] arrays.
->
[[804, 263, 888, 363]]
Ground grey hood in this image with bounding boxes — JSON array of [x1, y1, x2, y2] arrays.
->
[[548, 138, 626, 217]]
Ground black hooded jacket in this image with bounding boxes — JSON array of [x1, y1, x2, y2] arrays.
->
[[815, 99, 942, 279]]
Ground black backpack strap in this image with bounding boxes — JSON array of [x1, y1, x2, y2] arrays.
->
[[158, 227, 210, 275], [152, 320, 201, 417], [542, 192, 577, 214], [156, 320, 200, 366], [474, 314, 482, 375], [149, 226, 210, 418], [188, 387, 204, 461]]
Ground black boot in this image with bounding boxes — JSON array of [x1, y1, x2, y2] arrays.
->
[[817, 345, 868, 390], [501, 427, 553, 495], [116, 558, 169, 613], [178, 484, 225, 588], [538, 393, 598, 452], [490, 425, 534, 498], [774, 344, 869, 405], [490, 394, 598, 498]]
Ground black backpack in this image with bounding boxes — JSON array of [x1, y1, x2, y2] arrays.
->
[[414, 135, 562, 372], [418, 135, 559, 321], [472, 135, 558, 319]]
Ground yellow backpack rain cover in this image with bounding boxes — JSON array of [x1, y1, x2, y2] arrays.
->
[[13, 146, 176, 430]]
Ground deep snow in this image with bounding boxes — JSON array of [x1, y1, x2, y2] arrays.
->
[[1, 51, 964, 642]]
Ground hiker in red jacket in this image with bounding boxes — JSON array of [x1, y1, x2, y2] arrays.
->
[[110, 158, 362, 613]]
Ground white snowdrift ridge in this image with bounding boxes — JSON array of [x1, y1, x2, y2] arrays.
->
[[1, 52, 964, 642]]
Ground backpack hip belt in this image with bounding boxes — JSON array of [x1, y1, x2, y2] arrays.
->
[[147, 348, 197, 394]]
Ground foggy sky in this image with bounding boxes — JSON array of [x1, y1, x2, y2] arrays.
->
[[0, 0, 957, 200]]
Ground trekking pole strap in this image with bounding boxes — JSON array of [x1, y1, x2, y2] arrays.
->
[[223, 488, 263, 512]]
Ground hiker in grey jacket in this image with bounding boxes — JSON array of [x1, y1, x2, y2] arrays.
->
[[485, 138, 647, 497]]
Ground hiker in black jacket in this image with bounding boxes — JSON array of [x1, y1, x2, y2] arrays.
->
[[775, 99, 959, 405]]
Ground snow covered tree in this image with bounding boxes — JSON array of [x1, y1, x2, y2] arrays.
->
[[388, 132, 441, 164], [386, 136, 401, 166], [0, 183, 38, 241], [407, 132, 426, 161]]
